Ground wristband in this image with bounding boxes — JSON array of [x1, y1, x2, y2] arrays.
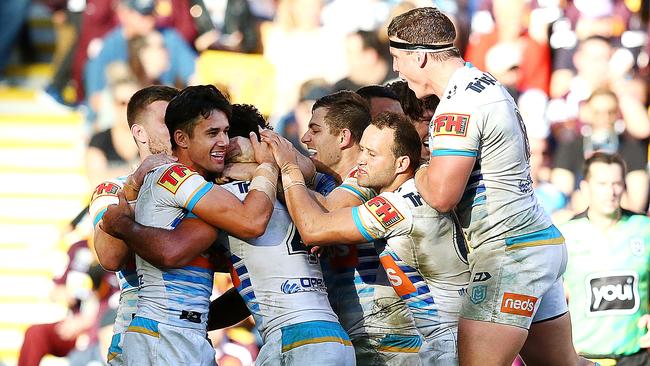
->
[[249, 163, 279, 202], [280, 163, 305, 188]]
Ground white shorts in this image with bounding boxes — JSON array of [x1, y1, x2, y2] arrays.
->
[[256, 320, 356, 366], [462, 225, 569, 329], [122, 316, 216, 366], [351, 333, 423, 366], [419, 328, 458, 366]]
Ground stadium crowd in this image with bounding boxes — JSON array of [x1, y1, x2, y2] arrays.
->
[[1, 0, 649, 365]]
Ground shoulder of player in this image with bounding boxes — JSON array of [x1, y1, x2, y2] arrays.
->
[[90, 177, 125, 201]]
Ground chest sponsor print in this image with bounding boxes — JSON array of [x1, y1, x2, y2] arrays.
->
[[585, 271, 639, 315]]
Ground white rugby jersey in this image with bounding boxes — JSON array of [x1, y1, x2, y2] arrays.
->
[[89, 176, 139, 335], [322, 169, 418, 339], [133, 163, 216, 330], [351, 178, 469, 340], [219, 180, 339, 341], [429, 63, 550, 247]]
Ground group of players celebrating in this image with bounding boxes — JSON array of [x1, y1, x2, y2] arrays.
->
[[88, 7, 598, 366]]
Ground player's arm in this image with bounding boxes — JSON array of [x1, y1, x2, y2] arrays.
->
[[89, 181, 132, 271], [207, 288, 251, 331], [100, 190, 219, 268], [415, 155, 475, 213]]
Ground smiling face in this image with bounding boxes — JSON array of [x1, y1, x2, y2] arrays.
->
[[300, 107, 342, 169], [185, 110, 230, 177], [356, 125, 399, 191]]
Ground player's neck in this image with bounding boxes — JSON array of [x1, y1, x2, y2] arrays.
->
[[333, 146, 361, 181], [587, 207, 622, 229], [379, 172, 413, 194], [430, 57, 465, 97]]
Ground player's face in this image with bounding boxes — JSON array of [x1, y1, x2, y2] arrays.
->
[[187, 110, 229, 177], [356, 125, 398, 191], [301, 107, 341, 169], [369, 97, 403, 118], [584, 162, 625, 216], [413, 120, 430, 163], [142, 100, 172, 154], [389, 42, 427, 98]]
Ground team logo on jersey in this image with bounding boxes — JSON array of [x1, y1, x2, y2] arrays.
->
[[432, 113, 470, 137], [586, 271, 639, 315], [500, 293, 538, 317], [470, 285, 487, 304], [629, 238, 644, 256], [465, 73, 497, 93], [379, 254, 416, 297], [157, 164, 195, 194], [366, 196, 404, 229], [91, 181, 120, 200]]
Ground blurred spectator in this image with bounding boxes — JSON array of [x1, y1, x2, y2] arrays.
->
[[209, 329, 254, 366], [465, 0, 551, 96], [262, 0, 347, 117], [355, 84, 402, 118], [84, 0, 196, 114], [128, 31, 170, 86], [552, 88, 649, 213], [332, 30, 395, 93], [275, 78, 331, 155], [195, 0, 260, 53], [561, 152, 650, 365], [529, 137, 567, 217], [0, 0, 30, 76], [18, 240, 99, 366], [85, 63, 140, 188]]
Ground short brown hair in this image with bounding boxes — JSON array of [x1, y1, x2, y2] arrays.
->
[[127, 85, 179, 128], [387, 7, 460, 62], [312, 91, 371, 144], [583, 151, 627, 180], [371, 112, 421, 172], [386, 80, 440, 121]]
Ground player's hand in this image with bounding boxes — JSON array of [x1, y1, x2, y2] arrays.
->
[[639, 314, 650, 348], [260, 130, 298, 169], [99, 190, 135, 239], [249, 131, 275, 165], [133, 153, 177, 188], [227, 136, 256, 163]]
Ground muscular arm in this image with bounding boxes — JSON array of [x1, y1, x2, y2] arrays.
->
[[100, 191, 219, 268], [284, 182, 365, 246], [312, 188, 364, 211], [207, 287, 251, 331], [415, 155, 475, 213], [192, 186, 273, 239], [92, 225, 131, 271]]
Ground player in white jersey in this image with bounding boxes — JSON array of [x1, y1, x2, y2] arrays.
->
[[387, 7, 593, 366], [263, 112, 470, 365], [100, 85, 280, 366], [88, 85, 180, 365], [299, 91, 421, 365]]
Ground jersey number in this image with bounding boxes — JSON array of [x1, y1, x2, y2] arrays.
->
[[514, 109, 531, 162]]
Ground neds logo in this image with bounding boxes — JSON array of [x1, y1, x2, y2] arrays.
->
[[588, 272, 639, 315], [500, 293, 538, 317]]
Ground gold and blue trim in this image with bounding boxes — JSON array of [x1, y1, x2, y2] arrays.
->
[[431, 149, 478, 157], [377, 334, 422, 353], [351, 207, 376, 241], [126, 316, 160, 338], [281, 320, 352, 353], [505, 225, 564, 250]]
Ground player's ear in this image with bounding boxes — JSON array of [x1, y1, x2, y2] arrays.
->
[[174, 130, 189, 149], [131, 124, 148, 144], [417, 52, 427, 68], [395, 155, 410, 174], [339, 128, 353, 149]]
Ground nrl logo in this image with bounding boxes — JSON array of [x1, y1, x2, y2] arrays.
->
[[470, 285, 487, 304]]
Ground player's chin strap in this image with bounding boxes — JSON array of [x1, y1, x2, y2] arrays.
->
[[389, 40, 455, 53]]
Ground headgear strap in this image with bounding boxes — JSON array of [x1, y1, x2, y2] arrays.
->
[[389, 40, 455, 52]]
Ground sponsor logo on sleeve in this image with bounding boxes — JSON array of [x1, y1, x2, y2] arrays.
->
[[92, 181, 120, 200], [432, 113, 470, 137], [379, 254, 416, 297], [157, 164, 195, 194], [365, 196, 404, 229], [500, 293, 538, 317], [586, 271, 638, 315]]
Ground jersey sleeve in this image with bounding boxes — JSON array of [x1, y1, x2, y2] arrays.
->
[[333, 169, 377, 203], [89, 180, 123, 227], [152, 164, 214, 212], [351, 192, 412, 241], [429, 109, 482, 158]]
